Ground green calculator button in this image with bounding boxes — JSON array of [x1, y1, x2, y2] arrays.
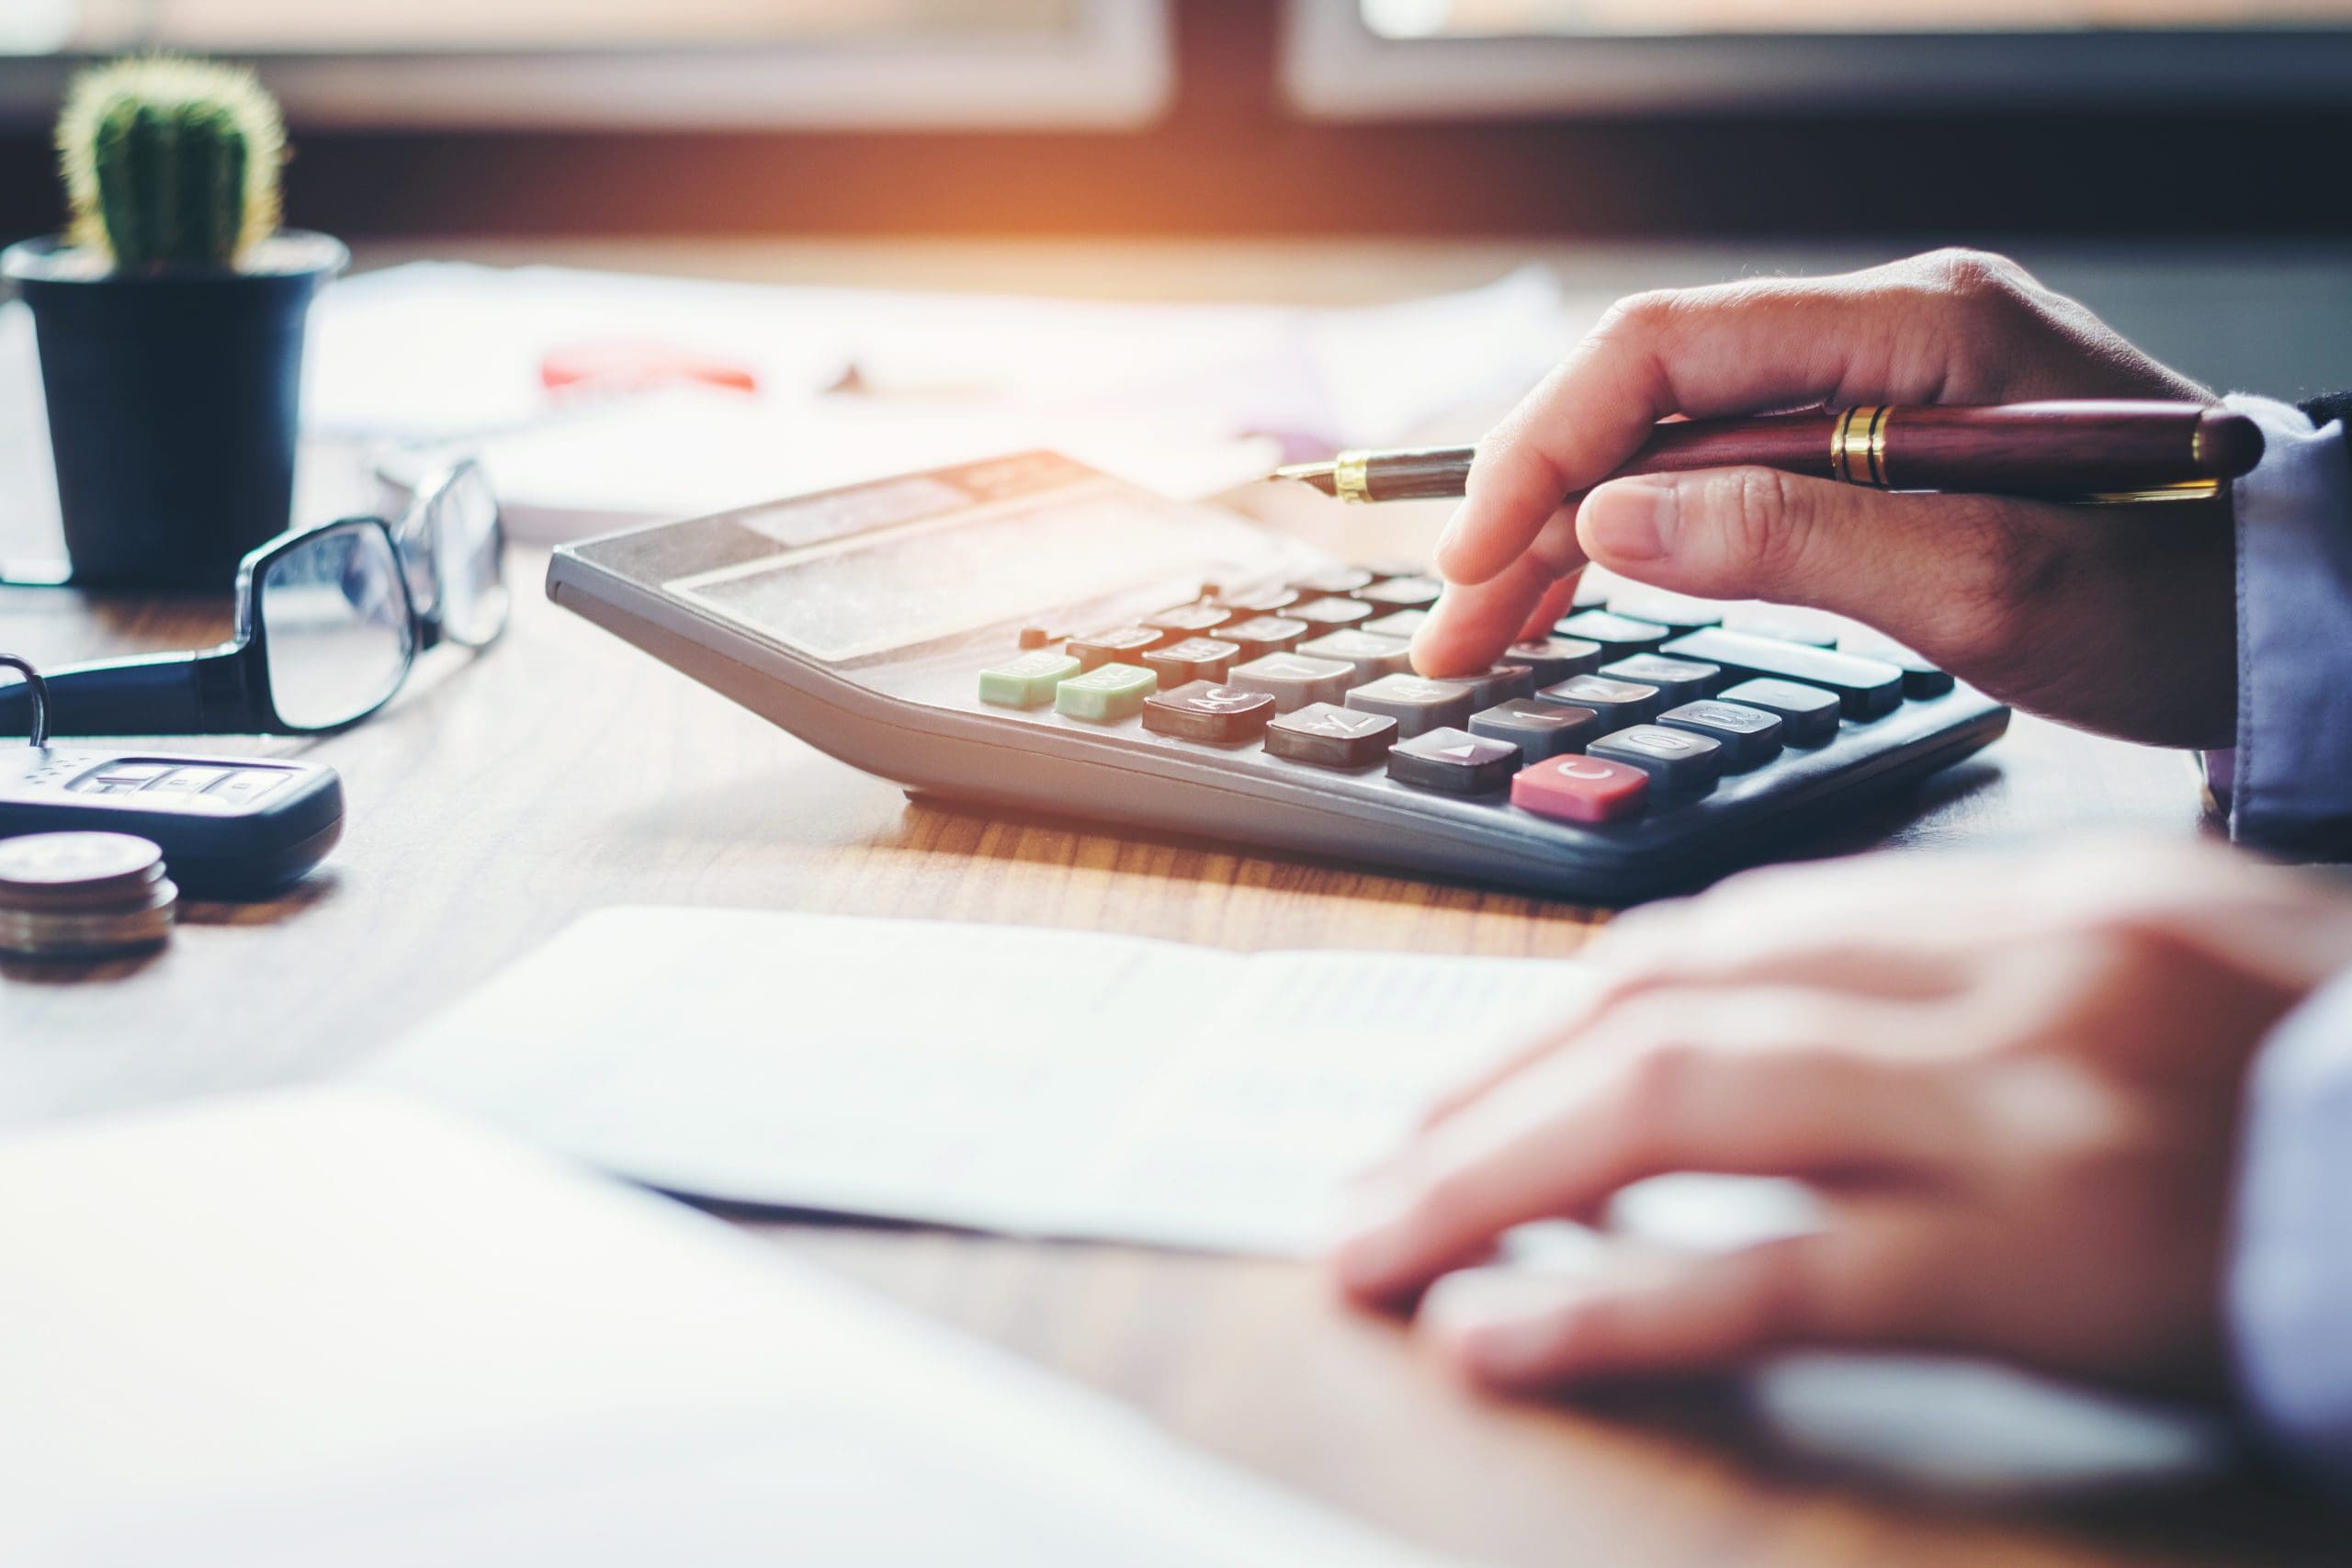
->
[[978, 650, 1081, 708], [1054, 662, 1157, 722]]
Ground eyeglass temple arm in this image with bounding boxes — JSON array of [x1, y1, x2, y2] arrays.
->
[[0, 649, 252, 739]]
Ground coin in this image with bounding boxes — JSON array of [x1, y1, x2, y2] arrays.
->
[[0, 832, 175, 959], [0, 831, 164, 891]]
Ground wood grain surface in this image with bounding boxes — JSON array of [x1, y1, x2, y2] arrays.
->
[[3, 238, 2339, 1566]]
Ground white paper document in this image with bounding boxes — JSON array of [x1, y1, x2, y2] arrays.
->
[[0, 1091, 1469, 1565], [364, 908, 1594, 1256]]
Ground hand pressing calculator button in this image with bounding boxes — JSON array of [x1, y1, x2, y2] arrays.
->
[[1555, 610, 1669, 660], [1657, 700, 1783, 769], [1346, 674, 1476, 738], [1143, 637, 1239, 686], [1718, 678, 1841, 746], [1216, 615, 1310, 660], [1142, 682, 1277, 742], [1388, 728, 1519, 795], [1599, 653, 1718, 708], [1055, 663, 1157, 721], [1069, 626, 1166, 671], [978, 649, 1082, 708], [1266, 703, 1396, 768], [1229, 652, 1354, 713], [1512, 754, 1650, 824], [1505, 637, 1602, 685], [1589, 724, 1724, 792], [1296, 629, 1411, 682], [1470, 698, 1599, 761], [1538, 673, 1657, 728]]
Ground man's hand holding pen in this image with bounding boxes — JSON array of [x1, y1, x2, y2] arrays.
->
[[1409, 247, 2240, 750]]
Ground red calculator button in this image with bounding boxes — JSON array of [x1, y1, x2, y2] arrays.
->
[[1511, 755, 1649, 824]]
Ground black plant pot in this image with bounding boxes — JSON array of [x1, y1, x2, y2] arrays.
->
[[3, 231, 346, 590]]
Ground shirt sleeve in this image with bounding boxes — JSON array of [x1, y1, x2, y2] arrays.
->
[[2232, 964, 2352, 1485], [2217, 394, 2352, 858]]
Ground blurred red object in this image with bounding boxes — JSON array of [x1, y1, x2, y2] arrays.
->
[[540, 339, 760, 396]]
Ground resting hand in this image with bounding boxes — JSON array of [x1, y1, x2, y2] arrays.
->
[[1415, 248, 2233, 749], [1329, 840, 2352, 1396]]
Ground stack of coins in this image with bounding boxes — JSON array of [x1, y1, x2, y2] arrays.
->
[[0, 832, 176, 959]]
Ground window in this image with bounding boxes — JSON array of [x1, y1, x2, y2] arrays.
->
[[1290, 0, 2352, 115], [0, 0, 1171, 129]]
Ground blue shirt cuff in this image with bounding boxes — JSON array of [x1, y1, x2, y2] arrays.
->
[[2224, 394, 2352, 857]]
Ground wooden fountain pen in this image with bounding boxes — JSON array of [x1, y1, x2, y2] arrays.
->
[[1273, 401, 2264, 507]]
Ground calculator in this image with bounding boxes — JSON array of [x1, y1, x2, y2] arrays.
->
[[548, 452, 2007, 903]]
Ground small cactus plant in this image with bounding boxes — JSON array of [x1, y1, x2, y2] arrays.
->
[[57, 57, 285, 273]]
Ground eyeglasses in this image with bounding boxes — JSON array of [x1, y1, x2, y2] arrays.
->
[[0, 461, 506, 738]]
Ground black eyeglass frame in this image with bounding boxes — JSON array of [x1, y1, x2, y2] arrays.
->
[[0, 461, 505, 739]]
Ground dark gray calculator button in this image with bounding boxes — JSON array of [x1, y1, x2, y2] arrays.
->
[[1217, 586, 1301, 615], [1296, 629, 1411, 682], [1461, 664, 1537, 706], [1537, 673, 1657, 728], [1229, 652, 1355, 713], [1216, 615, 1310, 660], [1657, 701, 1783, 770], [1388, 728, 1520, 795], [1505, 637, 1602, 685], [1589, 724, 1724, 792], [1660, 629, 1902, 718], [1363, 609, 1428, 639], [143, 767, 234, 796], [1723, 606, 1840, 648], [1143, 602, 1232, 636], [1069, 626, 1167, 671], [1554, 610, 1668, 660], [1142, 637, 1240, 686], [1843, 635, 1954, 697], [1290, 595, 1377, 629], [1717, 677, 1840, 746], [205, 768, 294, 805], [1265, 703, 1396, 768], [1292, 566, 1377, 596], [1356, 574, 1442, 611], [1605, 589, 1723, 634], [1469, 699, 1599, 761], [1141, 682, 1277, 742], [1599, 653, 1718, 707], [1346, 673, 1476, 738]]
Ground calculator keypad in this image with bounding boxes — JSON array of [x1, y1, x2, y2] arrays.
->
[[970, 569, 1962, 846]]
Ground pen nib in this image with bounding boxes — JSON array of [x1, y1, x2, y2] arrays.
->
[[1270, 461, 1339, 496]]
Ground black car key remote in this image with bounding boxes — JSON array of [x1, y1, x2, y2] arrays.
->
[[2, 748, 344, 897]]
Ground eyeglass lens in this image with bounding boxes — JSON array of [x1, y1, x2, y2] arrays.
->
[[261, 525, 414, 730], [426, 466, 508, 648]]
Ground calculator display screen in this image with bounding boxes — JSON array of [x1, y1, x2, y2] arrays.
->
[[661, 489, 1255, 665]]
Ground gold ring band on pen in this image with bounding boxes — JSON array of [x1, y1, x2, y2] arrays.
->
[[1829, 405, 1891, 489]]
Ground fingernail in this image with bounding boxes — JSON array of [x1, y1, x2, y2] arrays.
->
[[1329, 1176, 1422, 1294], [1582, 479, 1679, 563], [1433, 504, 1471, 565], [1422, 1269, 1590, 1382]]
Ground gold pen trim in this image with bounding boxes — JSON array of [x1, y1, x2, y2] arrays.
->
[[1333, 449, 1373, 505], [1831, 406, 1891, 489]]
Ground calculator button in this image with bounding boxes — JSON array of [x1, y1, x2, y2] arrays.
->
[[1017, 626, 1050, 650], [1537, 673, 1657, 728], [204, 768, 293, 806], [1265, 703, 1397, 768], [1512, 754, 1649, 824], [1290, 595, 1377, 629], [1599, 653, 1719, 707], [1554, 610, 1669, 660], [1605, 589, 1723, 634], [1069, 626, 1167, 671], [1571, 575, 1611, 610], [1216, 586, 1301, 615], [1723, 605, 1840, 648], [1141, 681, 1277, 742], [1143, 603, 1233, 636], [1054, 663, 1158, 722], [1388, 728, 1520, 795], [1841, 634, 1954, 697], [1589, 725, 1724, 792], [1346, 673, 1476, 738], [67, 777, 143, 795], [1656, 700, 1783, 770], [1660, 629, 1903, 718], [141, 766, 235, 796], [1296, 629, 1412, 682], [1291, 566, 1377, 596], [1229, 652, 1356, 713], [1504, 637, 1602, 685], [1718, 677, 1841, 746], [978, 650, 1082, 708], [1356, 574, 1442, 611], [96, 762, 174, 784], [1460, 664, 1537, 706], [1216, 615, 1310, 660], [1362, 609, 1429, 640], [1142, 637, 1239, 686], [1469, 699, 1599, 762]]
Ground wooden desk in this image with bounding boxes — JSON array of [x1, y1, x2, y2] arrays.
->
[[4, 240, 2343, 1566]]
